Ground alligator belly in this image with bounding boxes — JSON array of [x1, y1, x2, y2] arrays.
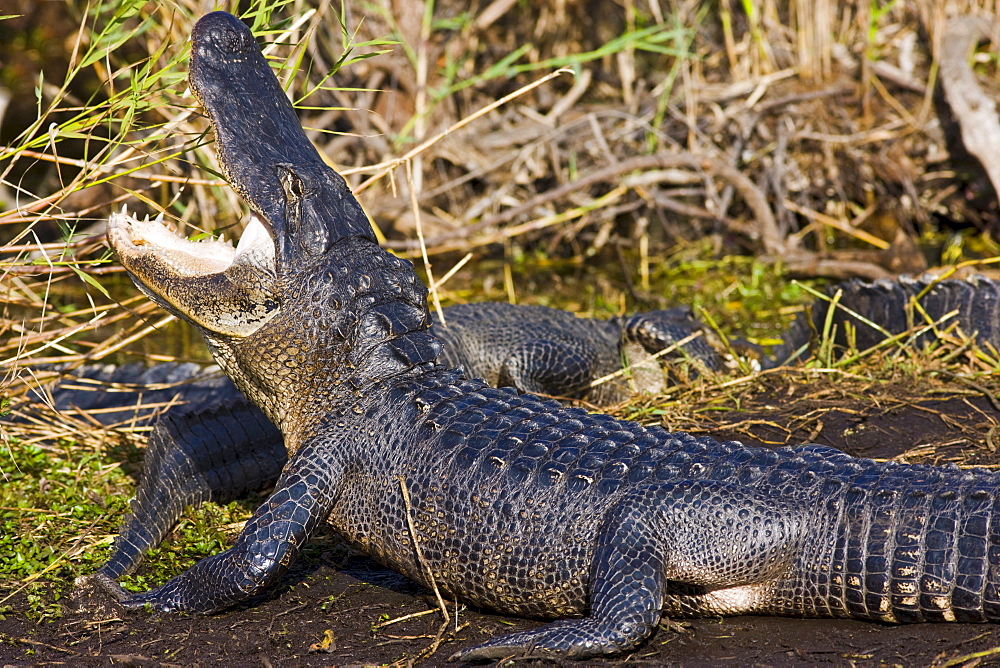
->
[[664, 582, 775, 617]]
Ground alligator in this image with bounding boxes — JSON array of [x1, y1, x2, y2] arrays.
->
[[8, 269, 991, 581], [434, 273, 1000, 402], [12, 267, 994, 581], [434, 302, 721, 403], [68, 11, 1000, 661]]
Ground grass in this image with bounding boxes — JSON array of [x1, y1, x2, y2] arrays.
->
[[1, 0, 999, 633], [0, 432, 255, 622]]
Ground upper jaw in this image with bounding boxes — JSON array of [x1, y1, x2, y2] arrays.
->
[[188, 11, 375, 270], [107, 10, 383, 338], [106, 207, 265, 276]]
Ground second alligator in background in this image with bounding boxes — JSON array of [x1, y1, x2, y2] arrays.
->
[[435, 273, 1000, 403]]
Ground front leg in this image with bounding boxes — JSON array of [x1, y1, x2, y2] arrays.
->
[[498, 339, 595, 398], [118, 439, 339, 613]]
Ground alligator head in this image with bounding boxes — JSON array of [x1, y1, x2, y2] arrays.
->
[[107, 11, 438, 449]]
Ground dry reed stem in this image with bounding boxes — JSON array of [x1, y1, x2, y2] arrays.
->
[[405, 161, 444, 325], [396, 474, 453, 661], [350, 68, 574, 191], [589, 330, 706, 389]]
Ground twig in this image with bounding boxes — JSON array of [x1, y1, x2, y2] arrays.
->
[[396, 475, 452, 661], [430, 252, 473, 292], [938, 645, 1000, 667], [0, 147, 225, 186], [372, 608, 438, 629], [387, 152, 784, 256], [405, 163, 444, 326], [589, 330, 705, 389], [0, 634, 81, 656], [937, 370, 1000, 414], [783, 200, 890, 250], [353, 68, 575, 194], [939, 15, 1000, 201]]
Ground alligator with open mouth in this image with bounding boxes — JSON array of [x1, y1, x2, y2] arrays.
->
[[72, 11, 1000, 660], [16, 263, 996, 584]]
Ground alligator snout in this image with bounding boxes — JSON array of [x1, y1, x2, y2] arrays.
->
[[190, 11, 258, 59]]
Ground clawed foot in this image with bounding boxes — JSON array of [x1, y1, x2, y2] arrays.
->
[[75, 572, 130, 602], [73, 572, 190, 614], [71, 572, 134, 617], [448, 619, 631, 662]]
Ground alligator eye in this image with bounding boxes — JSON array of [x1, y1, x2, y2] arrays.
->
[[278, 165, 304, 201]]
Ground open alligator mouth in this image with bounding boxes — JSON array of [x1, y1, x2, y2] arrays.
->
[[107, 207, 273, 279], [107, 11, 376, 337], [108, 207, 279, 336]]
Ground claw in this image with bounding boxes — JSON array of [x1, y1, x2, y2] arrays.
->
[[73, 572, 131, 604], [446, 619, 637, 661], [448, 645, 530, 662]]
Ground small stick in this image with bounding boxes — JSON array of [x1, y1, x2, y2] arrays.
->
[[429, 252, 473, 293], [589, 330, 705, 389], [405, 162, 445, 326], [352, 68, 574, 193], [396, 475, 453, 660], [372, 608, 438, 629]]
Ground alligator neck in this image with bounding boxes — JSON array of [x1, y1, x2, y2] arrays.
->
[[202, 238, 442, 452]]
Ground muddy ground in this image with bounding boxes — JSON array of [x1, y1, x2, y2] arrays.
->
[[3, 377, 1000, 667]]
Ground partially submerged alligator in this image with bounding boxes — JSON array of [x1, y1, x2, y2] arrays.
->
[[74, 11, 1000, 660], [436, 302, 719, 403], [435, 274, 1000, 402]]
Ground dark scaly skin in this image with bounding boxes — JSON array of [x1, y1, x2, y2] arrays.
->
[[69, 277, 1000, 609], [768, 274, 1000, 367], [100, 396, 284, 579], [90, 11, 1000, 660], [433, 274, 1000, 394], [15, 273, 999, 574], [433, 302, 720, 403], [824, 275, 1000, 351]]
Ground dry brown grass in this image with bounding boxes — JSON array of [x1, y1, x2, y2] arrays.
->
[[1, 0, 998, 391]]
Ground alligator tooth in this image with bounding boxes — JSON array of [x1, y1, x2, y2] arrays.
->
[[121, 203, 129, 218], [234, 215, 268, 258], [153, 212, 165, 226]]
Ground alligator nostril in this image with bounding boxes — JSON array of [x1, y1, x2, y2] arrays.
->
[[193, 11, 255, 55]]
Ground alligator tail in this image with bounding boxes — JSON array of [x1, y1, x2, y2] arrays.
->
[[763, 276, 1000, 368], [8, 362, 234, 427], [803, 466, 1000, 623], [100, 397, 285, 578]]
